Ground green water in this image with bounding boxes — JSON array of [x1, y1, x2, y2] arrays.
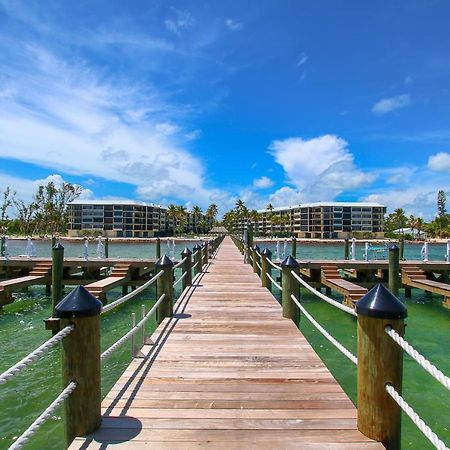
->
[[0, 240, 449, 449]]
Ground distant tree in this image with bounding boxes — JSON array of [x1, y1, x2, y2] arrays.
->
[[206, 204, 218, 222], [0, 187, 15, 234], [13, 199, 38, 235], [437, 190, 447, 217], [191, 205, 202, 233]]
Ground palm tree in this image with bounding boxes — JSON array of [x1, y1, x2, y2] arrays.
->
[[393, 208, 408, 232], [192, 205, 202, 233], [167, 204, 178, 236], [176, 206, 187, 235], [416, 217, 425, 239], [206, 204, 218, 220]]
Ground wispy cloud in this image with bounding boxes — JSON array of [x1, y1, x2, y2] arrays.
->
[[372, 94, 411, 115], [165, 8, 195, 35], [225, 18, 242, 31], [253, 176, 274, 189], [296, 52, 308, 67]]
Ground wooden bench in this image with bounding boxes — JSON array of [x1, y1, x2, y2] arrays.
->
[[402, 266, 450, 308], [85, 263, 131, 302], [321, 264, 367, 307]]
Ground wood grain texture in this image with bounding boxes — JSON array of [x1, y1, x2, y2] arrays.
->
[[69, 236, 383, 449]]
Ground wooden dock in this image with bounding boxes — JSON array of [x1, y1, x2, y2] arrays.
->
[[69, 237, 383, 449]]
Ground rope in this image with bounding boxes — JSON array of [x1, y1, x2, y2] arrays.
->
[[101, 293, 165, 360], [290, 294, 358, 365], [267, 258, 281, 271], [385, 326, 450, 391], [192, 261, 199, 270], [173, 257, 187, 269], [248, 253, 253, 262], [0, 325, 74, 385], [173, 271, 187, 288], [267, 273, 282, 291], [8, 381, 77, 450], [385, 384, 449, 450], [101, 270, 164, 314], [290, 271, 357, 317], [256, 261, 263, 272]]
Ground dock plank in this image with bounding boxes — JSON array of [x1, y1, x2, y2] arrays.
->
[[69, 236, 384, 449]]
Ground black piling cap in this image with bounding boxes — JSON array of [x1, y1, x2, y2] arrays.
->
[[261, 247, 272, 257], [356, 284, 407, 319], [156, 254, 174, 268], [389, 244, 399, 252], [53, 242, 64, 251], [181, 247, 192, 257], [55, 286, 102, 318], [253, 244, 260, 252], [281, 255, 299, 268], [193, 243, 201, 251]]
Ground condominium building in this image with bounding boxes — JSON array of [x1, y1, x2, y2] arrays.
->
[[67, 200, 213, 237], [234, 202, 386, 238]]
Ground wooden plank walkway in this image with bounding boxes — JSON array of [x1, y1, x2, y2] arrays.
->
[[69, 236, 383, 449]]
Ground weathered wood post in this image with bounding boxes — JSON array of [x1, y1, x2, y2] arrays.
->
[[356, 284, 407, 450], [252, 244, 260, 275], [54, 286, 102, 446], [52, 243, 64, 315], [0, 236, 5, 257], [261, 248, 272, 290], [202, 241, 209, 267], [51, 235, 57, 248], [399, 238, 404, 261], [104, 237, 109, 259], [281, 256, 300, 326], [247, 224, 254, 249], [388, 244, 400, 297], [193, 244, 202, 276], [344, 238, 350, 260], [181, 248, 192, 291], [156, 255, 174, 324], [156, 238, 161, 259], [292, 237, 297, 258]]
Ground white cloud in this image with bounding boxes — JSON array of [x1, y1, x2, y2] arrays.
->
[[427, 152, 450, 173], [225, 18, 242, 31], [269, 135, 375, 200], [165, 8, 194, 35], [372, 94, 411, 115], [296, 53, 308, 67], [268, 187, 304, 207], [253, 176, 274, 189]]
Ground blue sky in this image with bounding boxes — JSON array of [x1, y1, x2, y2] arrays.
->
[[0, 0, 450, 218]]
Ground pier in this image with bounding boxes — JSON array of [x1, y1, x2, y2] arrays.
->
[[1, 234, 449, 450]]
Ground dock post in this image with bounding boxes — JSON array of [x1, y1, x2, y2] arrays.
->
[[399, 238, 404, 260], [0, 236, 5, 257], [388, 245, 400, 297], [252, 244, 260, 275], [344, 238, 349, 260], [261, 248, 272, 290], [202, 241, 209, 267], [51, 235, 56, 248], [292, 237, 297, 258], [281, 256, 300, 326], [156, 238, 161, 259], [55, 286, 102, 446], [156, 255, 174, 324], [193, 244, 202, 276], [104, 237, 109, 259], [247, 224, 254, 249], [181, 248, 192, 290], [51, 243, 64, 315], [355, 284, 407, 450]]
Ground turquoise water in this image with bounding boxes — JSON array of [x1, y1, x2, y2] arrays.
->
[[0, 240, 449, 449]]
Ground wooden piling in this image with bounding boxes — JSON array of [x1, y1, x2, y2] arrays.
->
[[292, 237, 297, 258], [0, 236, 5, 257], [281, 256, 300, 325], [55, 286, 102, 447], [51, 243, 64, 315], [261, 248, 272, 290], [181, 248, 192, 291], [202, 242, 209, 267], [247, 224, 254, 249], [356, 284, 407, 450], [399, 238, 404, 261], [193, 244, 202, 276], [104, 237, 109, 259], [388, 245, 400, 297], [156, 238, 161, 259], [156, 255, 174, 324], [252, 245, 260, 275], [344, 238, 350, 260]]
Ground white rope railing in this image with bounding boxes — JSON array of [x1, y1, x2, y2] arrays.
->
[[173, 257, 187, 269], [256, 261, 263, 272], [385, 384, 449, 450], [0, 325, 74, 385], [267, 273, 282, 291], [290, 294, 358, 365], [267, 258, 281, 271], [385, 326, 450, 391], [101, 270, 164, 314], [8, 381, 77, 450], [101, 293, 165, 360], [192, 261, 199, 270], [291, 270, 357, 316], [173, 271, 187, 288], [248, 253, 253, 262]]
